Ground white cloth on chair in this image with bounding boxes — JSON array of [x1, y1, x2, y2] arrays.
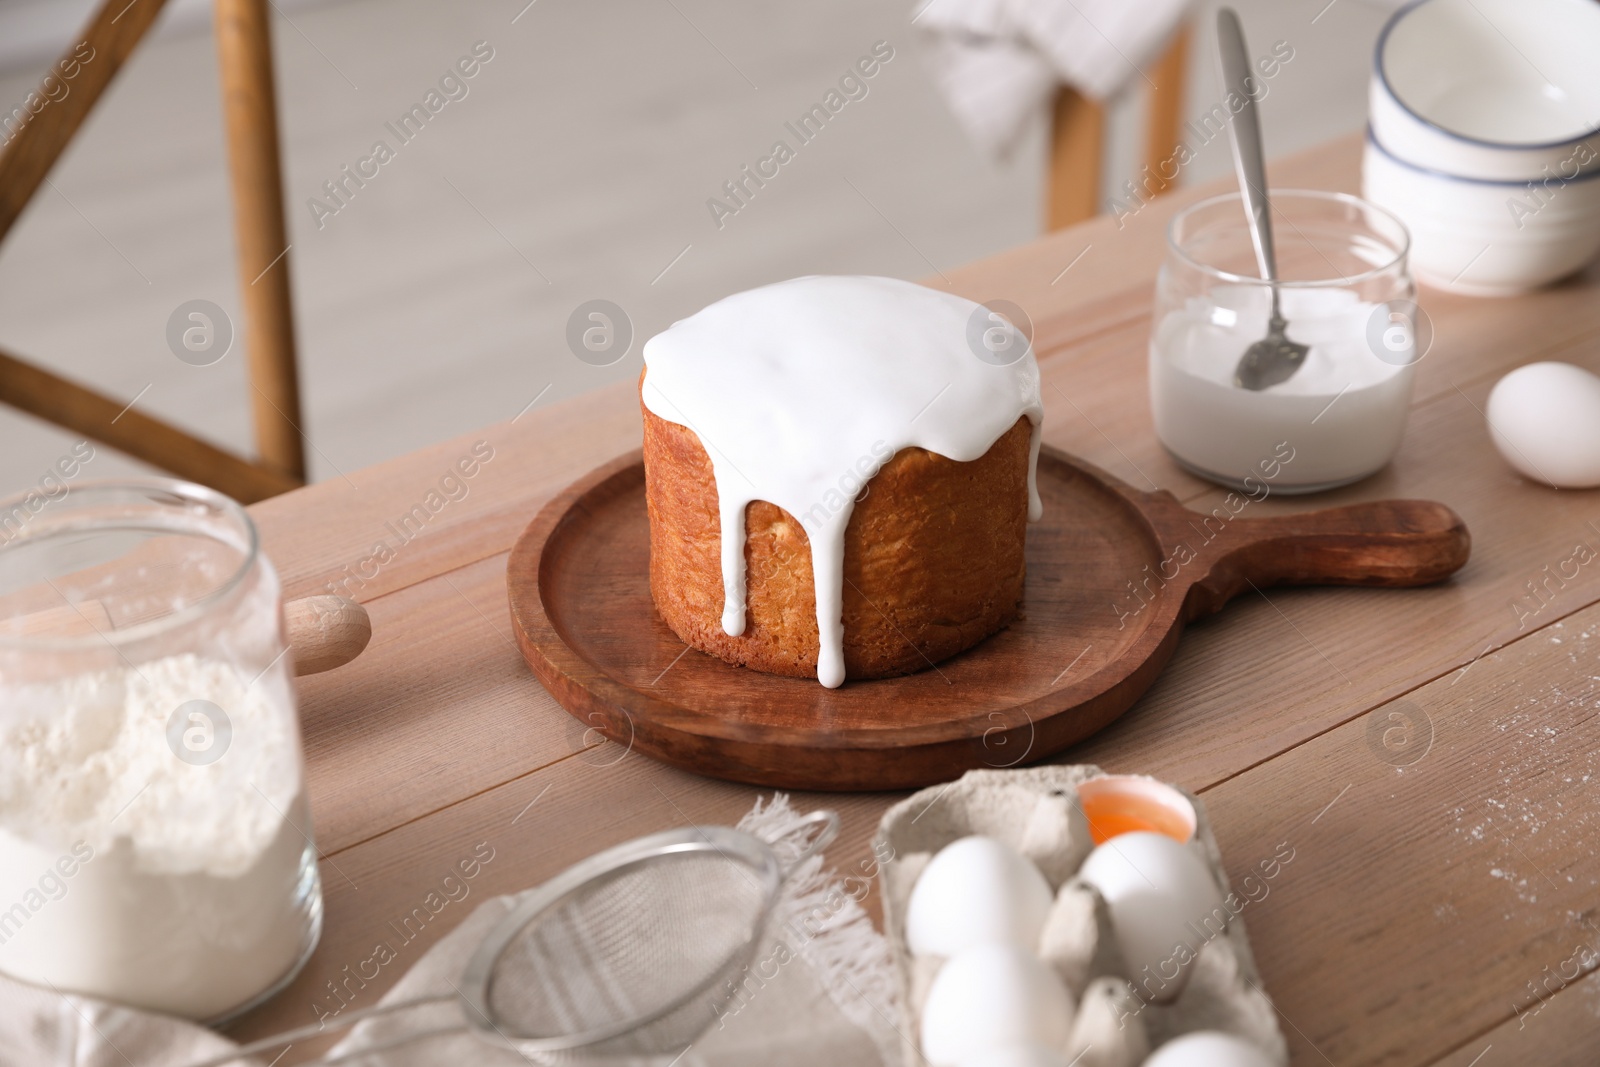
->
[[915, 0, 1192, 158]]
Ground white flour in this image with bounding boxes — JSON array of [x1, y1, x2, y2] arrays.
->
[[1150, 284, 1415, 488], [0, 654, 318, 1019]]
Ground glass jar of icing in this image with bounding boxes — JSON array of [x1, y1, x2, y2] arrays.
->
[[1150, 190, 1419, 493], [0, 479, 321, 1021]]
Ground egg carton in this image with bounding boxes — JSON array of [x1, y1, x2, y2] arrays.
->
[[874, 766, 1289, 1067]]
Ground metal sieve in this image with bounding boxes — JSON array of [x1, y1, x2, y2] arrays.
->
[[186, 810, 839, 1067]]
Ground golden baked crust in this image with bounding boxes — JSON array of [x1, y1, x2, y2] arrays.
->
[[642, 381, 1030, 681]]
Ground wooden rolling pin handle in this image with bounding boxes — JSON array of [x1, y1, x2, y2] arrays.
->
[[284, 595, 372, 676]]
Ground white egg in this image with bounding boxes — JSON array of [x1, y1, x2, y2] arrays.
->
[[920, 943, 1076, 1067], [1077, 831, 1226, 1004], [907, 835, 1054, 957], [1144, 1031, 1275, 1067], [1486, 362, 1600, 488], [954, 1042, 1067, 1067]]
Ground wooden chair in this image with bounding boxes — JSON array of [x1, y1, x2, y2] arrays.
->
[[1047, 26, 1191, 230], [0, 0, 304, 503]]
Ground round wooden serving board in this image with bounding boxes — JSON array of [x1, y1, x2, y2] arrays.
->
[[507, 446, 1469, 791]]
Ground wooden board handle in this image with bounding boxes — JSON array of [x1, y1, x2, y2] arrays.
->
[[1181, 499, 1471, 619], [284, 595, 371, 676]]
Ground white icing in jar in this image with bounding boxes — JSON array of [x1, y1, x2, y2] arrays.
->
[[1151, 286, 1415, 488], [1149, 190, 1420, 493], [642, 275, 1044, 687]]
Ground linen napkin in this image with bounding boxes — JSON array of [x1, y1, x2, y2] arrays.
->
[[915, 0, 1192, 158], [0, 796, 901, 1067]]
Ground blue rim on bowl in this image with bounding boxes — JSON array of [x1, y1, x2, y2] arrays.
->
[[1375, 0, 1600, 151], [1365, 126, 1600, 187]]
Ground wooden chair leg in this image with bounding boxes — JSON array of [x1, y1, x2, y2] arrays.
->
[[0, 0, 307, 503], [1046, 87, 1105, 231], [216, 0, 306, 483], [0, 346, 299, 502], [1142, 27, 1191, 199], [0, 0, 171, 246]]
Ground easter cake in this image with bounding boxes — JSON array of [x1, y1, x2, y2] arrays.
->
[[639, 275, 1043, 688]]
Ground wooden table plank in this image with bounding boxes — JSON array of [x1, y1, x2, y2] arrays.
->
[[295, 555, 576, 854], [1428, 972, 1600, 1067], [1201, 604, 1600, 1066], [1071, 345, 1600, 790], [253, 384, 643, 606]]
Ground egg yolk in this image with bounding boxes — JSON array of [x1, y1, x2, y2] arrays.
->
[[1081, 792, 1192, 844]]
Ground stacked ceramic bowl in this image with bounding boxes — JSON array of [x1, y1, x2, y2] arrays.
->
[[1362, 0, 1600, 295]]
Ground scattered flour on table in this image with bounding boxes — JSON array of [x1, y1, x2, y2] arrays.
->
[[1444, 621, 1600, 916]]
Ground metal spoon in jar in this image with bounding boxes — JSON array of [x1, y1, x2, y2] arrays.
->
[[1217, 7, 1307, 391]]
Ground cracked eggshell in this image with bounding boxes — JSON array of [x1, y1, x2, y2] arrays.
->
[[907, 835, 1054, 957], [920, 943, 1076, 1067]]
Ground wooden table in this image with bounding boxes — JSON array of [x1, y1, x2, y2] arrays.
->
[[233, 133, 1600, 1065]]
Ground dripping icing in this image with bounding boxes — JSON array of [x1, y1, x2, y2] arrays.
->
[[641, 275, 1044, 687]]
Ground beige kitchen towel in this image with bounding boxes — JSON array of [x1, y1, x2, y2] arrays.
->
[[916, 0, 1192, 158], [0, 795, 901, 1067], [0, 979, 238, 1067], [323, 794, 900, 1067]]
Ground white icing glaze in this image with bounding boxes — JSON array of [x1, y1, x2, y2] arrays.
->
[[641, 275, 1043, 687]]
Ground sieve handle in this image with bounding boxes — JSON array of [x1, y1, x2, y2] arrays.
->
[[773, 809, 841, 877]]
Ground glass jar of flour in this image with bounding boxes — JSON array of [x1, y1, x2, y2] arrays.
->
[[1150, 190, 1420, 493], [0, 479, 321, 1021]]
